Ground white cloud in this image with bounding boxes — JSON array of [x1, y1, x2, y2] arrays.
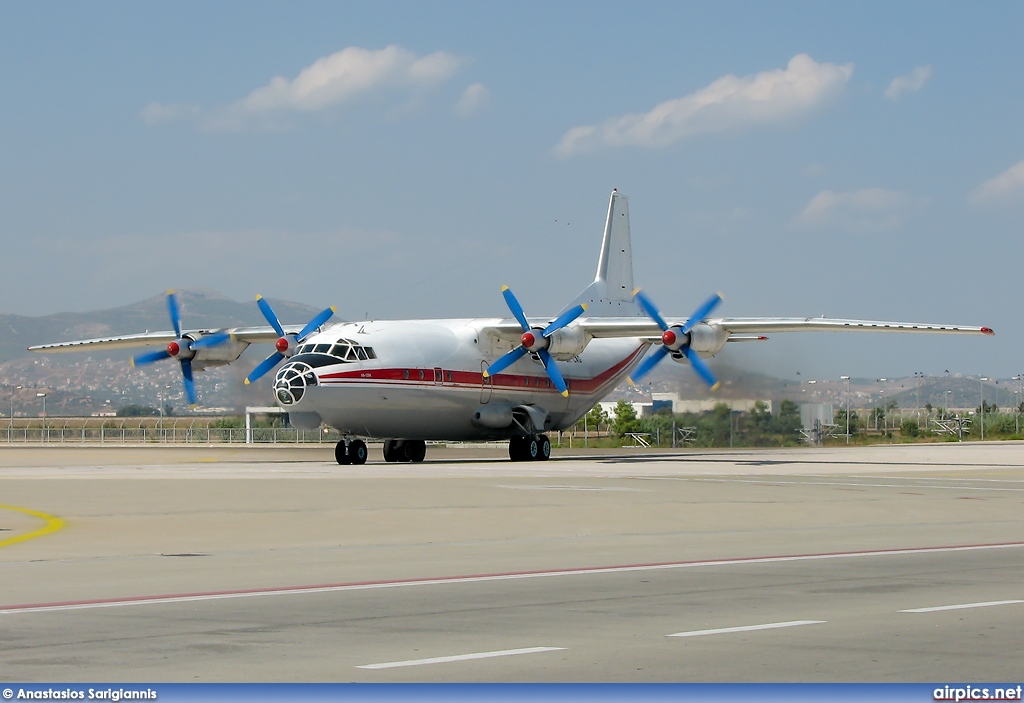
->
[[555, 54, 853, 156], [455, 83, 490, 117], [884, 65, 932, 100], [142, 45, 467, 131], [794, 188, 926, 232], [970, 161, 1024, 205]]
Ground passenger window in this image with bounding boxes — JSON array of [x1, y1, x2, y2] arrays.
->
[[403, 369, 410, 380], [418, 369, 425, 380]]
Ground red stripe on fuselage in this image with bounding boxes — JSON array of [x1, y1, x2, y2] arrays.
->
[[318, 345, 648, 398]]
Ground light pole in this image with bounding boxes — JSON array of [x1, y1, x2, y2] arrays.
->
[[1011, 376, 1019, 437], [9, 385, 21, 425], [914, 371, 924, 428], [877, 379, 888, 431], [979, 377, 988, 440], [841, 376, 851, 443], [36, 392, 46, 442]]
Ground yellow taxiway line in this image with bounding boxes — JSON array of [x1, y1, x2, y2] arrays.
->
[[0, 504, 64, 548]]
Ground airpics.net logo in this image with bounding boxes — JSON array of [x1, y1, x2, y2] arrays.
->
[[935, 685, 1023, 701]]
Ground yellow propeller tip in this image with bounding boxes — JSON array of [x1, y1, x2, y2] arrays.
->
[[631, 287, 642, 297], [626, 377, 635, 386], [482, 371, 490, 378], [711, 381, 721, 392], [561, 390, 569, 397], [255, 294, 263, 301], [330, 306, 337, 313], [129, 359, 135, 368], [243, 379, 251, 385], [166, 288, 176, 295], [580, 303, 588, 311], [500, 285, 509, 292]]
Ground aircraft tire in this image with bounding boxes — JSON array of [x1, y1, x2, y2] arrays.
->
[[526, 436, 540, 461], [335, 441, 352, 465], [508, 436, 525, 462], [408, 440, 427, 463], [349, 439, 368, 465], [383, 439, 399, 462], [537, 435, 551, 461]]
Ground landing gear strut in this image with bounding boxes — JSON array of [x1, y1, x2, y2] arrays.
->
[[335, 439, 368, 465], [382, 439, 427, 463], [509, 434, 551, 462]]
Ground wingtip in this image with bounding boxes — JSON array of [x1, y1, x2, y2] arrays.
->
[[981, 327, 995, 336]]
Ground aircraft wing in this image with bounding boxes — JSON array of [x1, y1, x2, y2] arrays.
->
[[27, 325, 307, 353], [485, 316, 994, 342]]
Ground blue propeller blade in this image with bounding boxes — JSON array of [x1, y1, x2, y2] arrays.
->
[[483, 345, 529, 378], [633, 289, 669, 331], [244, 351, 286, 385], [542, 304, 587, 338], [501, 286, 530, 332], [627, 345, 669, 385], [191, 331, 231, 349], [255, 295, 286, 338], [681, 292, 723, 334], [538, 349, 569, 396], [680, 347, 720, 391], [180, 359, 196, 406], [167, 290, 183, 338], [297, 306, 337, 341], [133, 349, 171, 366]]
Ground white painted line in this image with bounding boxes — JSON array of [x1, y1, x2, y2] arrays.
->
[[4, 541, 1022, 615], [669, 620, 826, 638], [356, 646, 565, 669], [900, 600, 1024, 613]]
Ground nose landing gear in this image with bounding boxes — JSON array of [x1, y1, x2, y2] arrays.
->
[[335, 439, 368, 465]]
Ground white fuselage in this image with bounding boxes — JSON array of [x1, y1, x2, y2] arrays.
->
[[271, 319, 648, 440]]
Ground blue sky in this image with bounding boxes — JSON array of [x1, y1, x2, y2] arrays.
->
[[2, 1, 1022, 379]]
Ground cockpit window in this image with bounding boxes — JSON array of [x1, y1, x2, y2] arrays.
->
[[293, 338, 375, 364]]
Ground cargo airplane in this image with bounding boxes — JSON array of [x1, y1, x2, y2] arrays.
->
[[30, 191, 994, 464]]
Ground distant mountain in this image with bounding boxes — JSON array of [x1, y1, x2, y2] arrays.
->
[[0, 289, 328, 364]]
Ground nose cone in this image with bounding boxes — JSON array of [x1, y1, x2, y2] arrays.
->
[[273, 360, 318, 406]]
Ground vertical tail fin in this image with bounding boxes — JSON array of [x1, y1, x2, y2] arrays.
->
[[568, 190, 643, 317]]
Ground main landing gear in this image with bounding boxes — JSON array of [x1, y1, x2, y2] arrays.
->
[[508, 434, 551, 462], [382, 439, 427, 463], [335, 439, 368, 465]]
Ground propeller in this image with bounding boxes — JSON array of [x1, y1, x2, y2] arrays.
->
[[131, 290, 231, 406], [243, 295, 337, 385], [627, 289, 723, 390], [482, 286, 587, 397]]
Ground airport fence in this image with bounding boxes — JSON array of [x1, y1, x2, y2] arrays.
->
[[1, 417, 343, 445]]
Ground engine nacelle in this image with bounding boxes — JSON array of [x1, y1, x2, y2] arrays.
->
[[545, 325, 590, 361], [188, 336, 250, 371], [472, 403, 515, 429], [684, 323, 728, 355]]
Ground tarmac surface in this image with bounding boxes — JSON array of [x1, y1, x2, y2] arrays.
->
[[1, 442, 1023, 682]]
